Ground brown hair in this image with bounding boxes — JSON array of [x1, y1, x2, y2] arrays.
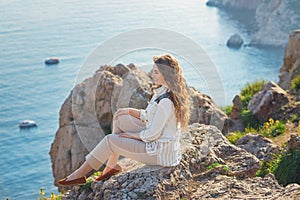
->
[[153, 54, 190, 131]]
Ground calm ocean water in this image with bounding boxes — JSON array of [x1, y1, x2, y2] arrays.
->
[[0, 0, 283, 199]]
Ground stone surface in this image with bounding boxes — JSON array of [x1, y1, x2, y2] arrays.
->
[[61, 124, 300, 200], [188, 87, 229, 133], [236, 133, 280, 161], [286, 133, 300, 152], [226, 33, 243, 48], [61, 123, 264, 199], [248, 81, 290, 123], [279, 30, 300, 90]]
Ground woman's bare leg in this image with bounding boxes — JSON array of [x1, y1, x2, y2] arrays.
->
[[66, 161, 93, 180]]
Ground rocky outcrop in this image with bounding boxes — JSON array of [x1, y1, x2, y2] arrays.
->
[[188, 87, 229, 133], [61, 124, 300, 200], [248, 81, 290, 123], [206, 0, 300, 47], [279, 30, 300, 90], [286, 133, 300, 152], [206, 0, 261, 10], [50, 64, 230, 191], [50, 64, 153, 190], [62, 123, 263, 199], [226, 34, 243, 48], [236, 133, 280, 161]]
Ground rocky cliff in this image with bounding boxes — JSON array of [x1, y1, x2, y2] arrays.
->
[[50, 63, 230, 192], [61, 124, 300, 200], [206, 0, 300, 47]]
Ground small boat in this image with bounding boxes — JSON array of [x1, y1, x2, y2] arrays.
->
[[45, 57, 59, 65], [19, 120, 37, 128]]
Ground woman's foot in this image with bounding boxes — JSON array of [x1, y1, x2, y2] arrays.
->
[[57, 176, 86, 186], [95, 164, 122, 181]]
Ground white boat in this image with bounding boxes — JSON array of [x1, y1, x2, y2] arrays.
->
[[19, 120, 37, 128]]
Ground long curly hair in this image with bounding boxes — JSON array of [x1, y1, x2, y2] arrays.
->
[[153, 54, 190, 131]]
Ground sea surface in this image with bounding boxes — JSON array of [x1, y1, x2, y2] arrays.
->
[[0, 0, 284, 199]]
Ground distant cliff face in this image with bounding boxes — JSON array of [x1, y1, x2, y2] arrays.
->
[[207, 0, 300, 47]]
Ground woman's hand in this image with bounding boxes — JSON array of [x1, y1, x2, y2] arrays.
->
[[113, 108, 130, 120], [119, 132, 141, 140]]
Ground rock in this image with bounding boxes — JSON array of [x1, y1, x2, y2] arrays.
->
[[236, 133, 280, 161], [250, 1, 300, 47], [230, 95, 242, 120], [248, 81, 290, 123], [286, 134, 300, 152], [50, 64, 233, 191], [206, 0, 261, 10], [279, 30, 300, 90], [61, 123, 300, 199], [50, 65, 152, 191], [188, 87, 230, 133], [226, 34, 244, 48], [207, 0, 300, 47]]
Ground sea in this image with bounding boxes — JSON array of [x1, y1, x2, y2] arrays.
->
[[0, 0, 284, 199]]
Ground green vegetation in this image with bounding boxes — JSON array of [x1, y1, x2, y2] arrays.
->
[[226, 131, 244, 144], [241, 109, 259, 129], [221, 105, 233, 116], [206, 162, 229, 172], [81, 171, 102, 192], [257, 151, 300, 186], [240, 80, 266, 110], [259, 118, 286, 138], [289, 113, 299, 123], [291, 75, 300, 91], [298, 122, 300, 134], [239, 80, 265, 128], [207, 162, 222, 170], [37, 188, 62, 200]]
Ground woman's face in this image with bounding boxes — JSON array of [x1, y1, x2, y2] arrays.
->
[[151, 64, 167, 86]]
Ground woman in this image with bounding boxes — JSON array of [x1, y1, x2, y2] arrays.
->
[[58, 54, 190, 186]]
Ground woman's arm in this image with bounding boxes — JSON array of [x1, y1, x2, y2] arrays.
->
[[139, 98, 174, 142], [113, 108, 140, 120]]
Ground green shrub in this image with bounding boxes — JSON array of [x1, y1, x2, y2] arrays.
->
[[226, 131, 244, 144], [291, 75, 300, 90], [260, 118, 286, 137], [256, 151, 300, 186], [221, 105, 233, 116], [240, 80, 266, 110], [241, 109, 259, 129], [274, 150, 300, 186]]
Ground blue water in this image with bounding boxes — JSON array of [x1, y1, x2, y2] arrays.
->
[[0, 0, 284, 199]]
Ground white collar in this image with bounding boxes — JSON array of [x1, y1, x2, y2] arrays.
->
[[153, 85, 169, 95]]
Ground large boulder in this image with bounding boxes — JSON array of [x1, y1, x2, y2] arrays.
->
[[236, 133, 280, 161], [50, 64, 153, 190], [279, 30, 300, 90], [188, 87, 229, 133], [248, 81, 290, 123], [61, 123, 262, 199], [50, 64, 231, 191]]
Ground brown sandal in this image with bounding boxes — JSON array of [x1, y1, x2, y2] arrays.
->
[[95, 164, 122, 181]]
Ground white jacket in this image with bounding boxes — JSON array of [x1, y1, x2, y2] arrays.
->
[[138, 86, 181, 166]]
